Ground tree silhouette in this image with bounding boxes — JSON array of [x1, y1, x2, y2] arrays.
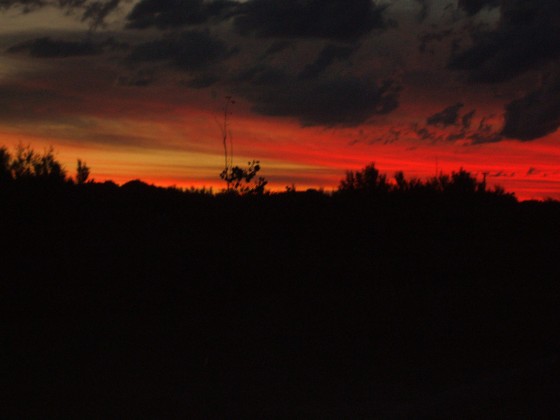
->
[[338, 162, 515, 201], [338, 162, 389, 194], [76, 159, 91, 185], [220, 160, 268, 195], [448, 167, 478, 194], [8, 144, 67, 183], [0, 146, 11, 183]]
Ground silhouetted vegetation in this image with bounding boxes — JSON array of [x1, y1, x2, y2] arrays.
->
[[220, 159, 268, 195], [0, 144, 67, 184], [218, 96, 268, 194], [4, 144, 560, 417], [0, 144, 94, 188], [338, 162, 514, 202], [75, 159, 91, 184]]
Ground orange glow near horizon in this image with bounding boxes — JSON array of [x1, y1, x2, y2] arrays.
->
[[2, 114, 560, 201]]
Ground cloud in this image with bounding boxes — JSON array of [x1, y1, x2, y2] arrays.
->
[[0, 82, 83, 123], [116, 69, 155, 87], [0, 0, 123, 28], [501, 74, 560, 141], [1, 0, 399, 131], [80, 0, 120, 29], [526, 167, 538, 175], [418, 29, 453, 54], [233, 0, 389, 41], [414, 0, 429, 22], [426, 103, 464, 127], [468, 116, 503, 144], [238, 72, 401, 126], [457, 0, 500, 16], [448, 2, 560, 141], [234, 65, 290, 86], [449, 1, 560, 83], [0, 0, 43, 13], [412, 104, 503, 144], [264, 41, 292, 56], [128, 30, 231, 72], [298, 44, 355, 80], [7, 36, 100, 57], [461, 109, 475, 129], [126, 0, 235, 30]]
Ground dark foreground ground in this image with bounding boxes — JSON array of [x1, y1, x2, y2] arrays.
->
[[3, 184, 560, 417]]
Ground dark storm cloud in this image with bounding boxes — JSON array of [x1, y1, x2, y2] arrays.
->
[[418, 29, 453, 54], [414, 0, 430, 22], [298, 44, 355, 80], [469, 116, 503, 144], [126, 0, 391, 42], [461, 109, 475, 129], [413, 106, 503, 144], [126, 0, 235, 30], [457, 0, 500, 16], [240, 73, 400, 126], [264, 41, 291, 56], [234, 65, 290, 86], [79, 0, 120, 29], [122, 0, 397, 125], [449, 0, 560, 83], [426, 103, 464, 127], [233, 0, 389, 41], [128, 30, 231, 72], [501, 75, 560, 141], [116, 69, 155, 87], [449, 1, 560, 141], [7, 37, 100, 57], [57, 0, 122, 29], [182, 73, 219, 88]]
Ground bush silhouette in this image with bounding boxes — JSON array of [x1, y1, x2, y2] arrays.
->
[[220, 160, 268, 195], [3, 144, 67, 184], [338, 162, 515, 202], [0, 146, 11, 183], [76, 159, 91, 185], [338, 162, 389, 194]]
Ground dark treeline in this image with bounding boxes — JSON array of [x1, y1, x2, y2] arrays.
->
[[4, 145, 560, 417], [1, 144, 517, 201]]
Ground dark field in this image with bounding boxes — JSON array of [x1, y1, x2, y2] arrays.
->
[[4, 183, 560, 417]]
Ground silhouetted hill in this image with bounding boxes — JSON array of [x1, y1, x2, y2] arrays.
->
[[3, 183, 560, 417]]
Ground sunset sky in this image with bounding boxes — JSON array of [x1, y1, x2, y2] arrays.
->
[[1, 0, 559, 199]]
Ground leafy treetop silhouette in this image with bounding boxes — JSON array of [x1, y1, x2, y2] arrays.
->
[[1, 144, 67, 184], [0, 144, 91, 186], [76, 159, 91, 185]]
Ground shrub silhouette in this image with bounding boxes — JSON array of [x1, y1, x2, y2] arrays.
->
[[0, 144, 97, 190], [338, 162, 389, 194], [5, 144, 67, 184], [220, 160, 268, 195], [448, 167, 478, 194], [76, 159, 91, 185], [0, 146, 11, 183], [338, 162, 514, 201]]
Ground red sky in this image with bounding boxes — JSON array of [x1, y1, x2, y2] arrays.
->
[[1, 0, 560, 200]]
